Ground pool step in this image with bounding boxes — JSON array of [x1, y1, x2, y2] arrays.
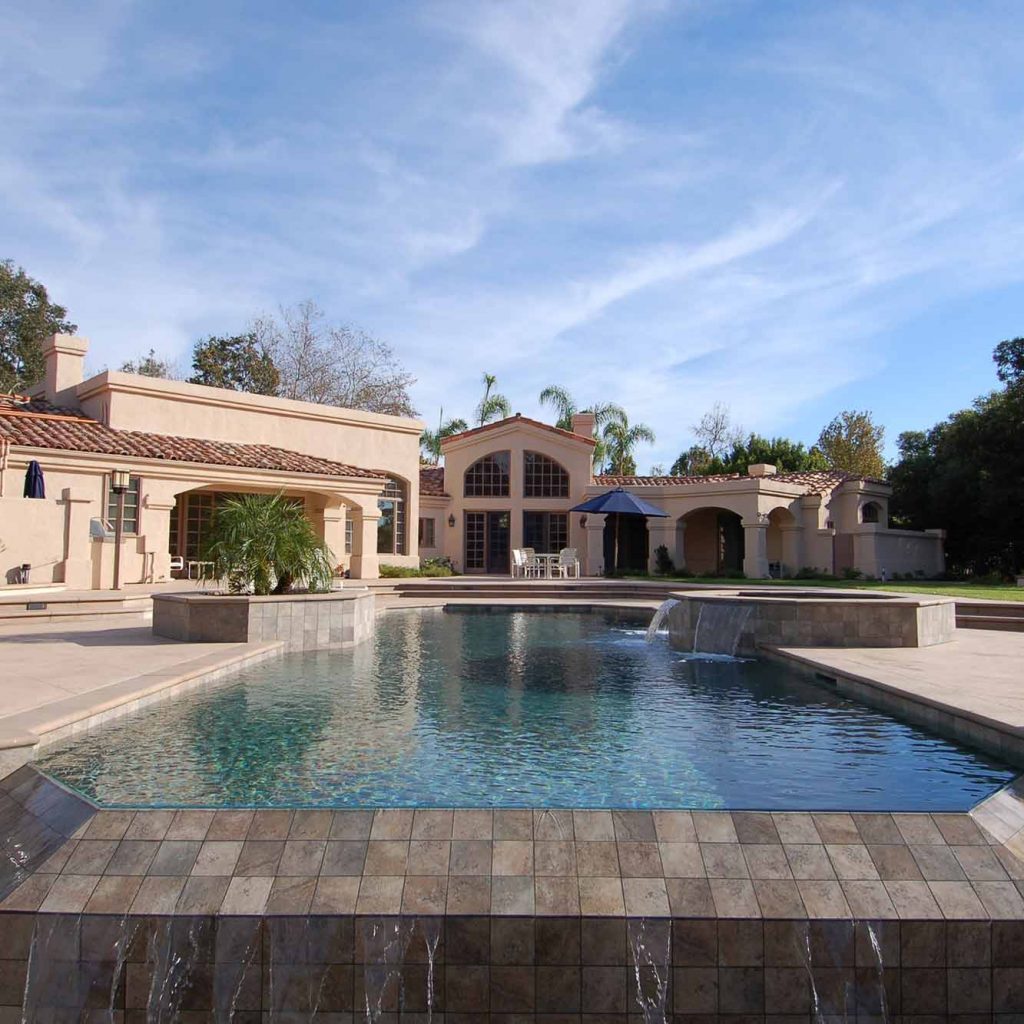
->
[[0, 592, 152, 624]]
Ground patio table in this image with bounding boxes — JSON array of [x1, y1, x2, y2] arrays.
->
[[186, 560, 214, 580], [531, 553, 559, 579]]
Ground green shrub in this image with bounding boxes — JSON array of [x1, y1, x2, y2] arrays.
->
[[841, 567, 864, 580], [653, 545, 675, 576]]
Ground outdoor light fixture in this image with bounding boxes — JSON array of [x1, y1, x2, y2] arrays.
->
[[579, 515, 587, 528], [110, 468, 131, 591], [448, 514, 456, 528]]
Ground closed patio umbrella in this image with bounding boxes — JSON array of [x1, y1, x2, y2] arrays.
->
[[570, 487, 669, 575], [23, 460, 45, 499]]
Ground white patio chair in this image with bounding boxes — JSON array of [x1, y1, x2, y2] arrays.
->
[[553, 547, 580, 578], [169, 555, 185, 576], [521, 547, 543, 579], [511, 548, 525, 578]]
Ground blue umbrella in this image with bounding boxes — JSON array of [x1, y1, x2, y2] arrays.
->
[[23, 460, 45, 499], [571, 487, 669, 574]]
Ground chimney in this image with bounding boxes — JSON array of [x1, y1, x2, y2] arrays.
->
[[40, 333, 89, 405], [571, 411, 596, 439], [747, 463, 778, 478]]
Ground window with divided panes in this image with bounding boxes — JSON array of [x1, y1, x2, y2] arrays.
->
[[523, 451, 569, 498], [464, 451, 511, 497]]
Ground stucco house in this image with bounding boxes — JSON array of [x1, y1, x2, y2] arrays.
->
[[0, 334, 422, 587], [0, 334, 944, 589], [418, 413, 945, 579]]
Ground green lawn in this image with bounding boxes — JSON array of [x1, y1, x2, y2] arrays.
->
[[648, 577, 1024, 602]]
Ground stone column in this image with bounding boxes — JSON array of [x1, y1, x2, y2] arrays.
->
[[741, 518, 770, 579], [780, 524, 803, 578], [584, 514, 606, 577], [349, 504, 380, 579], [647, 519, 677, 574], [142, 498, 176, 582], [58, 487, 95, 588], [675, 519, 687, 573], [321, 501, 347, 572]]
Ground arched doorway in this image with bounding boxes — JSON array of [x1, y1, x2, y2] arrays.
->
[[679, 507, 744, 575], [765, 506, 798, 578]]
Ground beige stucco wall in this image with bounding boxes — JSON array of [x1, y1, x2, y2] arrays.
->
[[12, 335, 426, 585], [437, 418, 595, 573], [0, 495, 67, 584]]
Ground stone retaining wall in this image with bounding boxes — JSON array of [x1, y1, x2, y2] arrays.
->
[[667, 590, 955, 655]]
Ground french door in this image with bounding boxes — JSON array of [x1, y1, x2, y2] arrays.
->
[[465, 511, 511, 574]]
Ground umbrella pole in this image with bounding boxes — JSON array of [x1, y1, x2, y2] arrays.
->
[[614, 513, 621, 576]]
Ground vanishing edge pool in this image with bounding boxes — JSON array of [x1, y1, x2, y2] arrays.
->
[[34, 608, 1013, 810]]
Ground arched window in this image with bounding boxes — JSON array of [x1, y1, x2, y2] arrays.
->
[[861, 501, 881, 524], [377, 477, 407, 554], [464, 452, 510, 497], [523, 451, 569, 498]]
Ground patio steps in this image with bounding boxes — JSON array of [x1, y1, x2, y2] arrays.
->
[[0, 591, 152, 624], [955, 601, 1024, 633]]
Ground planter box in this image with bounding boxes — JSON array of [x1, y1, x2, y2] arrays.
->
[[152, 589, 375, 651]]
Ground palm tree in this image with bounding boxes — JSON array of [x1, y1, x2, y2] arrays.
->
[[201, 493, 334, 594], [602, 413, 656, 476], [538, 386, 627, 471], [476, 372, 511, 426], [420, 408, 469, 464]]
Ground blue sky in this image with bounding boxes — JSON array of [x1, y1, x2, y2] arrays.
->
[[3, 1, 1023, 470]]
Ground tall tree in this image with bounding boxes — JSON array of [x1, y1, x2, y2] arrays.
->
[[692, 402, 743, 459], [669, 435, 828, 477], [420, 409, 469, 464], [670, 445, 713, 476], [0, 260, 76, 393], [263, 302, 416, 416], [994, 336, 1024, 389], [476, 372, 511, 426], [890, 341, 1024, 575], [120, 349, 174, 379], [190, 332, 279, 395], [816, 410, 886, 477], [602, 413, 656, 476]]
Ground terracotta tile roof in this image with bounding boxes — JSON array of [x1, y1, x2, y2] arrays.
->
[[440, 413, 597, 448], [419, 466, 448, 496], [0, 395, 384, 480], [595, 470, 860, 496]]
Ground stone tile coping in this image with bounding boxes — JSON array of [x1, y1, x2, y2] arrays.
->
[[6, 772, 1024, 921], [0, 641, 284, 757]]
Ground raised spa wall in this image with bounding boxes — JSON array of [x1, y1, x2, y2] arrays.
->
[[152, 588, 375, 651], [666, 589, 955, 656]]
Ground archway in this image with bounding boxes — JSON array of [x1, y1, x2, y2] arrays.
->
[[678, 507, 744, 576]]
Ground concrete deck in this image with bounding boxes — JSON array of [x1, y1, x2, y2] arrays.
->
[[774, 629, 1024, 735], [0, 617, 283, 771]]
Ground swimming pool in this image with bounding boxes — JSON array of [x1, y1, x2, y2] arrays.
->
[[35, 608, 1012, 810]]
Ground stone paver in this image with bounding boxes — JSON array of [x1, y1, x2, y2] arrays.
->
[[7, 793, 1024, 919]]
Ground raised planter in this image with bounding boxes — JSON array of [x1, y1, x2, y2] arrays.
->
[[152, 589, 375, 652]]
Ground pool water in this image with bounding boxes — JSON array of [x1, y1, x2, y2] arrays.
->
[[35, 609, 1013, 810]]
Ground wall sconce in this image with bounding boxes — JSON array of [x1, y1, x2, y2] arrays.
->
[[579, 515, 587, 528], [448, 514, 456, 528]]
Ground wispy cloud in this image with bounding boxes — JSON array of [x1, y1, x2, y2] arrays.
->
[[1, 1, 1023, 468]]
